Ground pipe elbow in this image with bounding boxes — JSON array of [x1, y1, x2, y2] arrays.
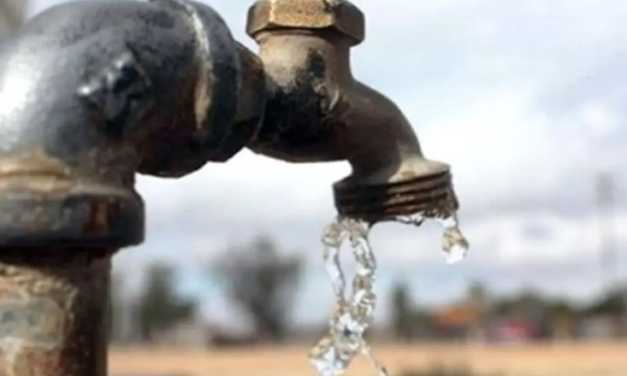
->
[[0, 0, 261, 247]]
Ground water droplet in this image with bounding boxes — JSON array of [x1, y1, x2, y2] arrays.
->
[[437, 215, 469, 264], [394, 211, 469, 265]]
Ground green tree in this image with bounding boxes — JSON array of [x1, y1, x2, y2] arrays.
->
[[390, 281, 415, 340], [545, 299, 576, 340], [584, 286, 626, 316], [212, 236, 303, 343], [133, 263, 197, 343]]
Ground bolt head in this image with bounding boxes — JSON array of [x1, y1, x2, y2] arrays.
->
[[246, 0, 365, 45]]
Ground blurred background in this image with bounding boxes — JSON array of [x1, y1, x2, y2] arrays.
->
[[2, 0, 626, 375]]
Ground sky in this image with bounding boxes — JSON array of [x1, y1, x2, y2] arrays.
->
[[25, 0, 627, 327]]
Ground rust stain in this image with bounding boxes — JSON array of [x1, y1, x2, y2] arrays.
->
[[92, 201, 109, 232], [0, 292, 65, 375]]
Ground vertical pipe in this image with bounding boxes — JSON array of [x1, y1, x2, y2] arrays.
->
[[0, 248, 112, 376]]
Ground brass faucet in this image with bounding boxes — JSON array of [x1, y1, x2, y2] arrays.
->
[[244, 0, 458, 222]]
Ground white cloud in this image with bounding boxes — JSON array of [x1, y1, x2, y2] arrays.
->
[[464, 211, 627, 266], [581, 103, 620, 144]]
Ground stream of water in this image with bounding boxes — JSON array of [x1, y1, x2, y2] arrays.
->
[[309, 213, 469, 376]]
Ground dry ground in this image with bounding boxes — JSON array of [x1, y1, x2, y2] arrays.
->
[[109, 342, 627, 376]]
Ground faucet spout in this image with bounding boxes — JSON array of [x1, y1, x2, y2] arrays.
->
[[245, 0, 458, 222]]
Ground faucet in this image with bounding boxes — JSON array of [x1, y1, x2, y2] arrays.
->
[[0, 0, 459, 375], [245, 0, 458, 222]]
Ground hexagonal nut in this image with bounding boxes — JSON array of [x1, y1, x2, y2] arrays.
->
[[246, 0, 365, 45]]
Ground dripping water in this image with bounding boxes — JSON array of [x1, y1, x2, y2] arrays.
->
[[309, 212, 469, 376], [397, 213, 469, 264], [438, 215, 469, 264]]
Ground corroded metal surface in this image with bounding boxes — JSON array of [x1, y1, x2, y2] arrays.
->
[[0, 182, 143, 248], [0, 0, 269, 375], [245, 0, 460, 223], [0, 248, 111, 376], [209, 43, 267, 162], [334, 171, 459, 223]]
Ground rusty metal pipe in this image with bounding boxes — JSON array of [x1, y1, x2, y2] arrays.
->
[[0, 0, 266, 375], [0, 248, 111, 376], [245, 0, 458, 222]]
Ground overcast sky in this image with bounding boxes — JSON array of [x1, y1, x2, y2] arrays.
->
[[26, 0, 627, 326]]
